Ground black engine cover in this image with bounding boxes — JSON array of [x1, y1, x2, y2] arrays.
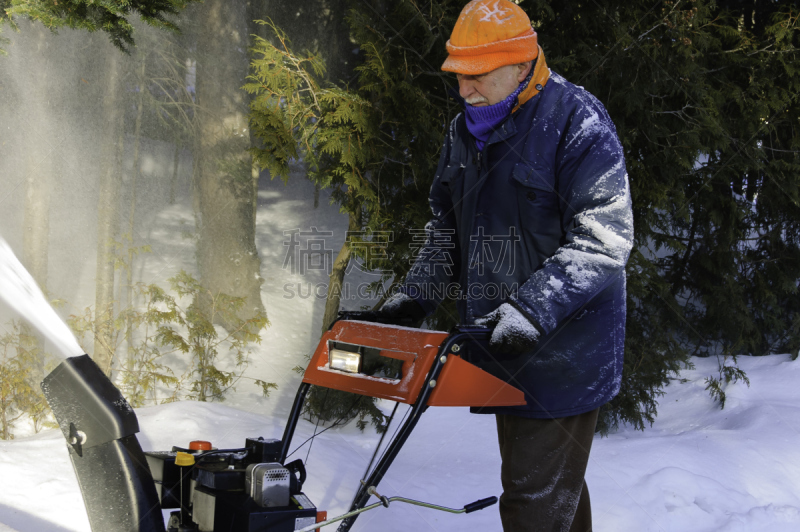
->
[[192, 487, 317, 532]]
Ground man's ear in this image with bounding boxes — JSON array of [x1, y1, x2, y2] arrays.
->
[[517, 61, 533, 82]]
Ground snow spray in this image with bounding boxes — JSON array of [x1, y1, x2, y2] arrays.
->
[[0, 237, 83, 358]]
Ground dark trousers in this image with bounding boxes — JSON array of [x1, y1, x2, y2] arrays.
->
[[496, 408, 599, 532]]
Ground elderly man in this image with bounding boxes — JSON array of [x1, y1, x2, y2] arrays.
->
[[379, 1, 633, 530]]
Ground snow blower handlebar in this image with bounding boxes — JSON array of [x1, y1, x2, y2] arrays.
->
[[360, 484, 497, 515], [294, 483, 498, 532]]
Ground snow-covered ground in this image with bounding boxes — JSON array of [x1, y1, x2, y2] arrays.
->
[[1, 354, 798, 531], [1, 173, 799, 531]]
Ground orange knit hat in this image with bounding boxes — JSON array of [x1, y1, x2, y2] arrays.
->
[[442, 0, 539, 75]]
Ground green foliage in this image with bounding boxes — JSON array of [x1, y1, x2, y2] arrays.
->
[[254, 379, 278, 397], [704, 356, 751, 408], [107, 282, 182, 406], [112, 235, 152, 273], [69, 270, 273, 406], [251, 0, 800, 433], [164, 270, 269, 402], [0, 0, 198, 52], [0, 322, 56, 439]]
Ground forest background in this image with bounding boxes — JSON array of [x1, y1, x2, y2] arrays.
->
[[0, 0, 798, 439]]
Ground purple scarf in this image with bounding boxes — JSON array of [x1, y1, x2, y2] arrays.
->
[[464, 69, 533, 151]]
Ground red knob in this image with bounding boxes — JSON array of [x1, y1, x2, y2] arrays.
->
[[189, 440, 212, 451]]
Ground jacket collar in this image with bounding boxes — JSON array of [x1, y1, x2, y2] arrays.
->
[[513, 46, 550, 113]]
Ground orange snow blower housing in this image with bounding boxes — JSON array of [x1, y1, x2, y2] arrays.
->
[[304, 319, 525, 408]]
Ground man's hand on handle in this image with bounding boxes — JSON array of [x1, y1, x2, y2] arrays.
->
[[475, 303, 540, 359]]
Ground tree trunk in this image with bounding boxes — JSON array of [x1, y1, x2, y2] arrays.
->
[[321, 213, 359, 333], [21, 25, 53, 373], [93, 48, 124, 375], [22, 145, 50, 296], [125, 57, 146, 370], [193, 0, 264, 327], [169, 141, 181, 205], [22, 152, 50, 376]]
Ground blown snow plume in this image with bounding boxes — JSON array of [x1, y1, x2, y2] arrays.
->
[[0, 237, 83, 359]]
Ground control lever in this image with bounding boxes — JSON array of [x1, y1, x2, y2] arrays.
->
[[295, 484, 498, 532]]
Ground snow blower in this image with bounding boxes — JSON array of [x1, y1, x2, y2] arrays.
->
[[41, 312, 525, 532]]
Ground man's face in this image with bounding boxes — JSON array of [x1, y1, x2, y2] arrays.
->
[[457, 62, 533, 106]]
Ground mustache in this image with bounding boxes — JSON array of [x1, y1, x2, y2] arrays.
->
[[466, 95, 489, 105]]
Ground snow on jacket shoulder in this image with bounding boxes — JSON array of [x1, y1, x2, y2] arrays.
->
[[405, 70, 634, 418]]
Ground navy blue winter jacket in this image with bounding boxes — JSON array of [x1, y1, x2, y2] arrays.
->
[[403, 61, 634, 419]]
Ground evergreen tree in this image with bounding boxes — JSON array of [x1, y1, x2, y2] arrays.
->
[[523, 0, 800, 431], [248, 0, 800, 433], [0, 0, 197, 52]]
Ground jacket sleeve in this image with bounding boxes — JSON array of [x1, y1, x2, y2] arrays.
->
[[401, 120, 462, 315], [509, 95, 634, 335]]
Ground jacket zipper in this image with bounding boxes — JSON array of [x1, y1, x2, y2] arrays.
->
[[476, 151, 482, 173]]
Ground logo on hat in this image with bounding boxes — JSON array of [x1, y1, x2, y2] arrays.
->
[[477, 1, 513, 23]]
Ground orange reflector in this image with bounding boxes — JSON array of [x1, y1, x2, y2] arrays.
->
[[316, 510, 327, 531], [189, 440, 212, 451]]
